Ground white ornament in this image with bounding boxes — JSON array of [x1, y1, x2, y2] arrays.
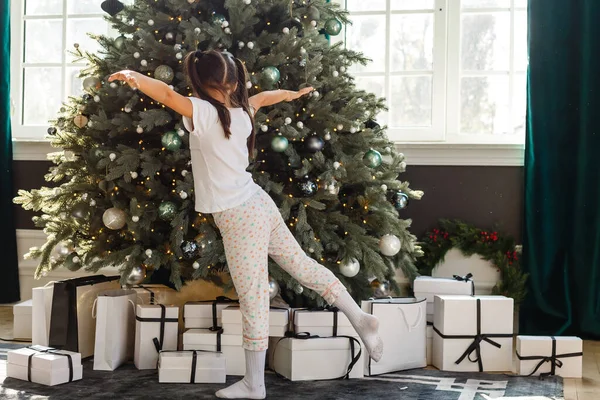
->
[[81, 193, 88, 200], [109, 153, 117, 161], [340, 258, 360, 278], [340, 66, 347, 72], [110, 82, 118, 89], [381, 184, 388, 191], [244, 0, 251, 3], [284, 117, 292, 125], [124, 106, 132, 113], [148, 19, 154, 26], [364, 110, 370, 117], [247, 42, 254, 49], [238, 41, 245, 48], [333, 161, 341, 169], [324, 132, 331, 140], [133, 52, 140, 58], [60, 212, 67, 220], [379, 234, 401, 256], [296, 121, 304, 129], [187, 0, 195, 3], [192, 261, 200, 269], [311, 20, 317, 27], [194, 27, 201, 34], [357, 98, 363, 104], [246, 81, 252, 89], [337, 124, 344, 130], [136, 126, 144, 133], [283, 27, 290, 34], [132, 215, 140, 222], [385, 147, 392, 154], [90, 199, 97, 206], [168, 85, 174, 90], [130, 171, 138, 179], [222, 21, 229, 28], [181, 169, 189, 177], [300, 47, 307, 54], [177, 128, 185, 137], [179, 191, 188, 199], [224, 27, 231, 34], [145, 249, 153, 257], [165, 32, 174, 40], [72, 256, 80, 264], [174, 44, 182, 50], [176, 52, 183, 60], [260, 125, 268, 132], [308, 247, 314, 253], [140, 59, 148, 67], [350, 127, 357, 133], [94, 95, 100, 102], [312, 91, 320, 98], [332, 70, 339, 77]]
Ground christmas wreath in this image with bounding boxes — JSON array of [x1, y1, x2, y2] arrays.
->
[[415, 220, 528, 305]]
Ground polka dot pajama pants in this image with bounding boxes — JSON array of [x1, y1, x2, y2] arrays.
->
[[213, 189, 345, 351]]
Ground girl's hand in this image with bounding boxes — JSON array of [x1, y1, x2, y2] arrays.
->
[[108, 70, 140, 89], [286, 87, 314, 101]]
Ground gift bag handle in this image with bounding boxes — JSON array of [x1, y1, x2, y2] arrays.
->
[[92, 298, 98, 319], [43, 281, 57, 287], [397, 304, 423, 332], [128, 299, 137, 314]]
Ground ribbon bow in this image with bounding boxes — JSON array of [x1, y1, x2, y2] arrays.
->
[[517, 336, 582, 378], [210, 296, 239, 332], [453, 273, 473, 282]]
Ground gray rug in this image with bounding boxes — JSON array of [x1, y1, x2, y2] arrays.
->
[[0, 344, 26, 361], [0, 359, 563, 400]]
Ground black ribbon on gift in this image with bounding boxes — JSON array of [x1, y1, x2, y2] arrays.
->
[[136, 285, 156, 305], [26, 345, 74, 383], [135, 304, 178, 353], [516, 336, 583, 378], [159, 349, 223, 383], [453, 273, 475, 295], [290, 306, 340, 337], [433, 298, 514, 372], [210, 296, 238, 332]]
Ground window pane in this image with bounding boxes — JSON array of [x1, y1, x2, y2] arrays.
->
[[67, 18, 111, 59], [462, 0, 510, 8], [66, 67, 84, 98], [25, 0, 63, 15], [391, 0, 434, 10], [460, 76, 510, 135], [513, 74, 527, 136], [23, 68, 63, 125], [461, 13, 510, 71], [24, 20, 63, 63], [354, 76, 388, 126], [514, 0, 528, 7], [67, 0, 105, 14], [390, 14, 434, 71], [514, 11, 528, 71], [390, 76, 432, 127], [346, 0, 386, 11], [346, 15, 387, 73]]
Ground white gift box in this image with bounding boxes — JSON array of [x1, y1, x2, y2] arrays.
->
[[158, 350, 226, 383], [414, 276, 474, 322], [271, 336, 364, 381], [13, 299, 33, 340], [361, 298, 427, 375], [132, 284, 177, 305], [433, 295, 514, 372], [183, 329, 245, 376], [516, 336, 583, 378], [293, 309, 357, 337], [7, 346, 83, 386], [184, 298, 237, 329], [134, 304, 179, 369], [221, 307, 289, 337], [426, 325, 433, 365]]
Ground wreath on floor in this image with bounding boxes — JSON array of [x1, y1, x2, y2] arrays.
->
[[415, 219, 528, 305]]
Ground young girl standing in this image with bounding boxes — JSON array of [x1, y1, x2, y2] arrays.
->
[[109, 50, 382, 399]]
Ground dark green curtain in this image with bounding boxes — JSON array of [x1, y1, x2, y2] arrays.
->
[[0, 0, 20, 303], [521, 0, 600, 337]]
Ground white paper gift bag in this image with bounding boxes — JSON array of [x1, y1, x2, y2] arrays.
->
[[516, 336, 583, 378], [221, 307, 289, 337], [361, 297, 427, 375], [292, 308, 357, 337], [93, 289, 137, 371], [184, 297, 238, 329], [132, 284, 177, 305], [413, 275, 475, 321], [13, 299, 33, 340], [183, 329, 245, 375], [7, 345, 83, 386], [134, 304, 179, 369], [32, 283, 55, 346], [158, 350, 226, 383], [432, 295, 514, 372]]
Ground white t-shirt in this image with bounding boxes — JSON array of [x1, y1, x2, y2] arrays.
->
[[182, 97, 259, 213]]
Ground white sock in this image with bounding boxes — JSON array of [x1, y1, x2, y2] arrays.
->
[[333, 290, 384, 362], [215, 350, 266, 399]]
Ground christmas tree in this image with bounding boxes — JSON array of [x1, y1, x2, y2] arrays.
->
[[14, 0, 424, 304]]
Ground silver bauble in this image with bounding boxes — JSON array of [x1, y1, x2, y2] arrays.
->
[[371, 279, 391, 298], [268, 277, 280, 300], [154, 65, 175, 84], [82, 76, 101, 92], [125, 265, 147, 286], [71, 203, 90, 220], [339, 258, 360, 277], [102, 207, 127, 230], [379, 234, 401, 256], [294, 284, 304, 294]]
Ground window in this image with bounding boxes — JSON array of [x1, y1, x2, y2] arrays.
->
[[10, 0, 122, 140], [338, 0, 528, 145]]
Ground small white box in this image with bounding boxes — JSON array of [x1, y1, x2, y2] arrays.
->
[[184, 300, 235, 329], [221, 307, 289, 337], [426, 325, 433, 365], [134, 304, 179, 369], [433, 295, 514, 372], [183, 329, 245, 376], [7, 346, 83, 386], [293, 309, 357, 337], [132, 284, 177, 305], [13, 299, 33, 340], [158, 350, 227, 383], [271, 336, 364, 381], [516, 336, 583, 378], [414, 276, 474, 322]]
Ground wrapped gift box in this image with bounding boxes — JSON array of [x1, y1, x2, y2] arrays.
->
[[158, 350, 226, 383], [433, 295, 514, 372], [132, 284, 177, 306], [183, 329, 245, 375], [361, 298, 427, 376], [184, 297, 238, 329], [426, 325, 433, 366], [293, 309, 357, 337], [135, 304, 179, 369], [271, 336, 364, 381], [13, 299, 33, 340], [516, 336, 583, 378], [7, 346, 83, 386], [221, 307, 289, 337], [413, 276, 474, 322]]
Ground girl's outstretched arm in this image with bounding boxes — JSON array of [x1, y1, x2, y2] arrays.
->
[[108, 70, 193, 119], [249, 87, 313, 114]]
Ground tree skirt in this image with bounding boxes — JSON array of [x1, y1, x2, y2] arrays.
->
[[0, 360, 562, 400]]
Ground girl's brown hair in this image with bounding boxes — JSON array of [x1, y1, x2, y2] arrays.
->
[[183, 50, 256, 154]]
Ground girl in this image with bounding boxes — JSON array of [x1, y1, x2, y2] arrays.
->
[[109, 50, 382, 399]]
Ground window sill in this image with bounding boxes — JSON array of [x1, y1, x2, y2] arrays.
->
[[11, 139, 525, 166]]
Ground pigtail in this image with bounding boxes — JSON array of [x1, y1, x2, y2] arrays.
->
[[233, 57, 256, 155]]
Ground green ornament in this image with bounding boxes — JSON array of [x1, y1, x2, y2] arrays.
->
[[363, 149, 382, 168], [262, 66, 281, 86], [154, 65, 175, 84], [114, 35, 126, 50], [306, 5, 320, 21], [271, 135, 289, 152], [211, 13, 226, 25], [324, 18, 342, 36], [161, 130, 182, 151], [158, 201, 177, 221]]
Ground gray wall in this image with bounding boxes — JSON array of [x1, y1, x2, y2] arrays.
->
[[13, 161, 524, 242]]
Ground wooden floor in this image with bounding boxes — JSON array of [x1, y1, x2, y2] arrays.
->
[[0, 305, 599, 399]]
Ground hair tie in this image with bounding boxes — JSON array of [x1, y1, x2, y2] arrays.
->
[[194, 50, 204, 63]]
